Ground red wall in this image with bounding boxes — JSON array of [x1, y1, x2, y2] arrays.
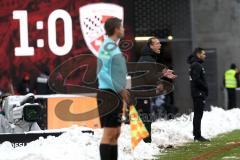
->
[[0, 0, 134, 94]]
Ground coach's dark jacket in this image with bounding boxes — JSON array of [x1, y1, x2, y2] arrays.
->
[[187, 54, 208, 98], [134, 45, 159, 91], [138, 45, 157, 63]]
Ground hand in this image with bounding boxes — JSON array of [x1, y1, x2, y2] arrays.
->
[[163, 69, 177, 79], [119, 89, 130, 104], [156, 83, 164, 94]]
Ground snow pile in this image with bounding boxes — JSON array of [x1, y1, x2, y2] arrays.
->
[[152, 107, 240, 147], [0, 107, 240, 160]]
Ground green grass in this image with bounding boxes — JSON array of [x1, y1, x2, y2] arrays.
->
[[157, 130, 240, 160]]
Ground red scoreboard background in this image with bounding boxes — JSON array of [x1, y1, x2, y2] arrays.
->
[[0, 0, 134, 94]]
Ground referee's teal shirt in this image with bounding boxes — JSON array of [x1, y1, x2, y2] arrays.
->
[[97, 37, 127, 93]]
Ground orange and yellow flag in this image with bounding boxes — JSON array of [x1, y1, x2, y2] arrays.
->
[[129, 105, 149, 149]]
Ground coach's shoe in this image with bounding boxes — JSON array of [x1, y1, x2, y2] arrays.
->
[[194, 136, 210, 142]]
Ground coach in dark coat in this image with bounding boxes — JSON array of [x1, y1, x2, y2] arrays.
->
[[136, 37, 161, 143], [187, 48, 210, 142]]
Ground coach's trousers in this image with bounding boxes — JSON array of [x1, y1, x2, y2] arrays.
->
[[193, 97, 205, 138], [136, 98, 152, 143]]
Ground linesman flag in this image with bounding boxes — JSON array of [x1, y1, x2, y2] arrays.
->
[[129, 105, 149, 149]]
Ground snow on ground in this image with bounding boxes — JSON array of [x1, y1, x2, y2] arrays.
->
[[0, 107, 240, 160]]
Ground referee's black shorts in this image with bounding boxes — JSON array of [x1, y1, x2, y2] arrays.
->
[[97, 89, 123, 128]]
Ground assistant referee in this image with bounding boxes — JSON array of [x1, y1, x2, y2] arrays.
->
[[97, 17, 129, 160]]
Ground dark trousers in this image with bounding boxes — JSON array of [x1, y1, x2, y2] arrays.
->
[[227, 88, 236, 109], [193, 97, 205, 138], [136, 98, 152, 143]]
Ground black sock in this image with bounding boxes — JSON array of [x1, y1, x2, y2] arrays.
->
[[100, 144, 112, 160], [111, 145, 118, 160]]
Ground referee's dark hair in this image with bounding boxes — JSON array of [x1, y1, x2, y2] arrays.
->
[[193, 47, 204, 55], [104, 17, 122, 36]]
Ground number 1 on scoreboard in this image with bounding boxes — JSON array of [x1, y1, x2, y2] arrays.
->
[[13, 10, 34, 56]]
